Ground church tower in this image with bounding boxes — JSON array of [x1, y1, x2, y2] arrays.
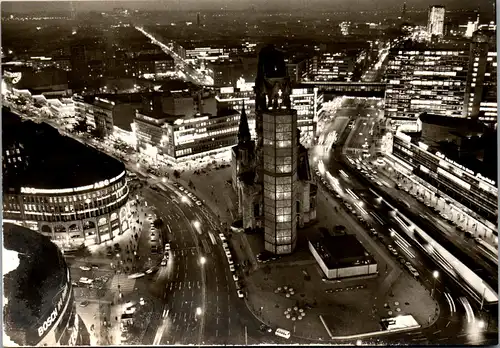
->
[[255, 45, 298, 255]]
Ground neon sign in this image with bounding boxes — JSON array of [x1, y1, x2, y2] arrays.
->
[[21, 171, 125, 195], [37, 283, 69, 337]]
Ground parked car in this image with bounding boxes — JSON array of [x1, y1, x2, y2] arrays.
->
[[237, 290, 244, 298]]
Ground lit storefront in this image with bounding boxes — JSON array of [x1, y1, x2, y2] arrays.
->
[[388, 132, 497, 238], [134, 108, 240, 163]]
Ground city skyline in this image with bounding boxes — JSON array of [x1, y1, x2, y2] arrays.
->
[[1, 2, 498, 346]]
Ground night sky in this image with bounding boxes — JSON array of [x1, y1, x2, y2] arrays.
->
[[1, 0, 495, 13]]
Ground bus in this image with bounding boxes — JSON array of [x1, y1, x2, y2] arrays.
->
[[275, 328, 290, 339], [475, 238, 498, 264]]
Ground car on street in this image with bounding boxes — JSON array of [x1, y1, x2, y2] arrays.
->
[[219, 233, 226, 241], [80, 301, 89, 307], [79, 265, 91, 271], [196, 200, 203, 206], [79, 277, 93, 285], [161, 256, 168, 266], [237, 290, 244, 298], [410, 269, 419, 278], [260, 324, 273, 333], [369, 228, 378, 236]]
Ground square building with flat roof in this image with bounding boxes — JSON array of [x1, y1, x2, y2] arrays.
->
[[308, 234, 378, 279]]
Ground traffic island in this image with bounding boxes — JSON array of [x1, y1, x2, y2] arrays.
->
[[243, 234, 439, 341]]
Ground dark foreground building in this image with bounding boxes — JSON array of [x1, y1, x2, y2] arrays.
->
[[3, 223, 89, 346]]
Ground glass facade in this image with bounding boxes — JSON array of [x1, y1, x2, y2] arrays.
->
[[262, 111, 298, 254]]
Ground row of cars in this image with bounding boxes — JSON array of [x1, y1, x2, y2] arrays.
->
[[147, 213, 171, 266], [172, 182, 203, 206], [219, 233, 244, 298], [314, 166, 421, 280]]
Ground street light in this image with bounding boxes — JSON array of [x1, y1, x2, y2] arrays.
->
[[432, 271, 439, 298], [200, 256, 206, 265], [193, 221, 201, 229], [181, 196, 189, 203]]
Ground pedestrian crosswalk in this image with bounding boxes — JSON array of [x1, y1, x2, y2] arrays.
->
[[166, 281, 201, 291], [109, 275, 136, 294]]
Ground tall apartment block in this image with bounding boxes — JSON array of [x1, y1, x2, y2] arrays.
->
[[464, 31, 497, 125], [385, 48, 469, 119], [428, 5, 445, 37]]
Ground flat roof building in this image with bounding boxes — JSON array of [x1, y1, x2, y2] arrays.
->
[[309, 234, 378, 279]]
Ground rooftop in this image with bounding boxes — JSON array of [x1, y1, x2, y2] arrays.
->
[[3, 109, 125, 192], [419, 113, 487, 135], [309, 234, 375, 269]]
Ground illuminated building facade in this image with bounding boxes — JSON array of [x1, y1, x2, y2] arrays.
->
[[93, 97, 115, 138], [427, 5, 445, 37], [134, 107, 240, 162], [135, 53, 175, 77], [216, 82, 320, 148], [310, 52, 355, 82], [463, 31, 497, 125], [3, 223, 88, 346], [231, 45, 317, 255], [72, 94, 95, 128], [385, 48, 469, 119], [2, 110, 132, 250], [388, 130, 497, 240]]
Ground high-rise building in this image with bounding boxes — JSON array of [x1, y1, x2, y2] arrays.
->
[[385, 47, 469, 120], [427, 5, 445, 37], [463, 30, 497, 125], [231, 46, 317, 255], [216, 84, 320, 148], [93, 97, 115, 138]]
